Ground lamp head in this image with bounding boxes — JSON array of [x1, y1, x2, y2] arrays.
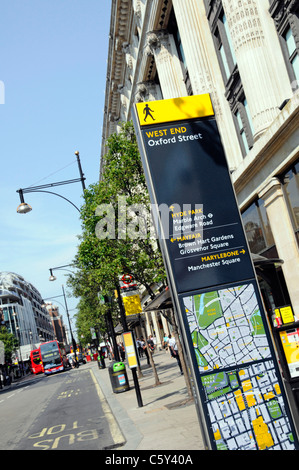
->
[[17, 202, 32, 214], [49, 268, 57, 281]]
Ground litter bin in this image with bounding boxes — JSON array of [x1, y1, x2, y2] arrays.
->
[[108, 362, 130, 393]]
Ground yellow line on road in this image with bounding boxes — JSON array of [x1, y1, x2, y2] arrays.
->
[[89, 368, 125, 448]]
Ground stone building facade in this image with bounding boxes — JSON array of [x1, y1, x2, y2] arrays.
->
[[0, 272, 55, 361], [101, 0, 299, 339]]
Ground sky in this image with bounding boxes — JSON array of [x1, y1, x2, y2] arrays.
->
[[0, 1, 112, 336]]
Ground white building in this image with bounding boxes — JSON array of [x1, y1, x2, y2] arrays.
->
[[0, 272, 55, 361]]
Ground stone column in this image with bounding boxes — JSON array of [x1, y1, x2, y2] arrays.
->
[[172, 0, 242, 169], [259, 178, 299, 318], [145, 30, 187, 99], [222, 0, 292, 140], [144, 311, 152, 338], [161, 314, 170, 337], [151, 311, 162, 348]]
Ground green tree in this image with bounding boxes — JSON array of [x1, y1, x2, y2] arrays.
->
[[0, 327, 19, 364], [75, 296, 107, 346], [69, 122, 192, 395], [68, 121, 167, 335]]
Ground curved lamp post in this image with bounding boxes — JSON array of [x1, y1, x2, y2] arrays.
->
[[47, 265, 78, 361], [16, 151, 85, 214], [43, 288, 77, 361], [49, 264, 74, 281]]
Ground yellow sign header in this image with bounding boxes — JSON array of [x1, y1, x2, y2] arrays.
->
[[135, 93, 214, 126], [122, 294, 142, 316]]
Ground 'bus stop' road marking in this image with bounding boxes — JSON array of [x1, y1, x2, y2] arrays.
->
[[89, 368, 125, 448]]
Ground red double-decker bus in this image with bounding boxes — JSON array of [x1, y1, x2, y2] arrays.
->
[[30, 349, 43, 374], [39, 340, 64, 375]]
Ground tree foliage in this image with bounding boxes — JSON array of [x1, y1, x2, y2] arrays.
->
[[68, 122, 167, 342], [0, 327, 19, 364]]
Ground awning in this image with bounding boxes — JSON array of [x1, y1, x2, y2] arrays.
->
[[251, 253, 283, 267], [114, 316, 141, 335], [143, 287, 172, 312]]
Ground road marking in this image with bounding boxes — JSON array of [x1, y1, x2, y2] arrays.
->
[[89, 369, 125, 448], [0, 383, 32, 404]]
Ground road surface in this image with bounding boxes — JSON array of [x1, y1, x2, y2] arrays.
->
[[0, 363, 125, 450]]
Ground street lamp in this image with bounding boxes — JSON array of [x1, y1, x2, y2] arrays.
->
[[44, 287, 78, 362], [49, 264, 74, 281], [16, 151, 86, 213], [61, 285, 78, 361], [47, 264, 77, 353]]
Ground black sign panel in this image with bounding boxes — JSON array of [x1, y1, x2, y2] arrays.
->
[[133, 96, 299, 450], [140, 118, 254, 293]]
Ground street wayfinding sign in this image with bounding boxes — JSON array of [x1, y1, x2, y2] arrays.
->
[[122, 293, 142, 316], [123, 331, 139, 369], [119, 273, 142, 317], [133, 94, 299, 450]]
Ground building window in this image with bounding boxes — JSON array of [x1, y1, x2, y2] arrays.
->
[[235, 109, 249, 154], [168, 8, 193, 95], [176, 28, 187, 70], [205, 0, 254, 157], [219, 42, 230, 81], [284, 27, 299, 82], [214, 12, 237, 84], [280, 160, 299, 245], [233, 98, 254, 157], [242, 199, 275, 254], [270, 0, 299, 89]]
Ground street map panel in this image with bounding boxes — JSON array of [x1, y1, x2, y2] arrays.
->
[[183, 283, 296, 450]]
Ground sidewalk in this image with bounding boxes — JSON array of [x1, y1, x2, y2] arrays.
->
[[0, 371, 35, 389], [92, 349, 206, 451]]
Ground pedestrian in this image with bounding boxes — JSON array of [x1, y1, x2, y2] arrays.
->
[[162, 334, 169, 351], [63, 355, 69, 369], [147, 335, 155, 353], [120, 342, 125, 362], [97, 350, 106, 369], [136, 338, 143, 357], [168, 334, 183, 375], [118, 343, 122, 360], [93, 352, 98, 361], [68, 354, 74, 368], [141, 336, 150, 365]]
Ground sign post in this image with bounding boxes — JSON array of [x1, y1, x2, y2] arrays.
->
[[118, 275, 143, 408], [132, 94, 299, 450], [123, 331, 143, 408]]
